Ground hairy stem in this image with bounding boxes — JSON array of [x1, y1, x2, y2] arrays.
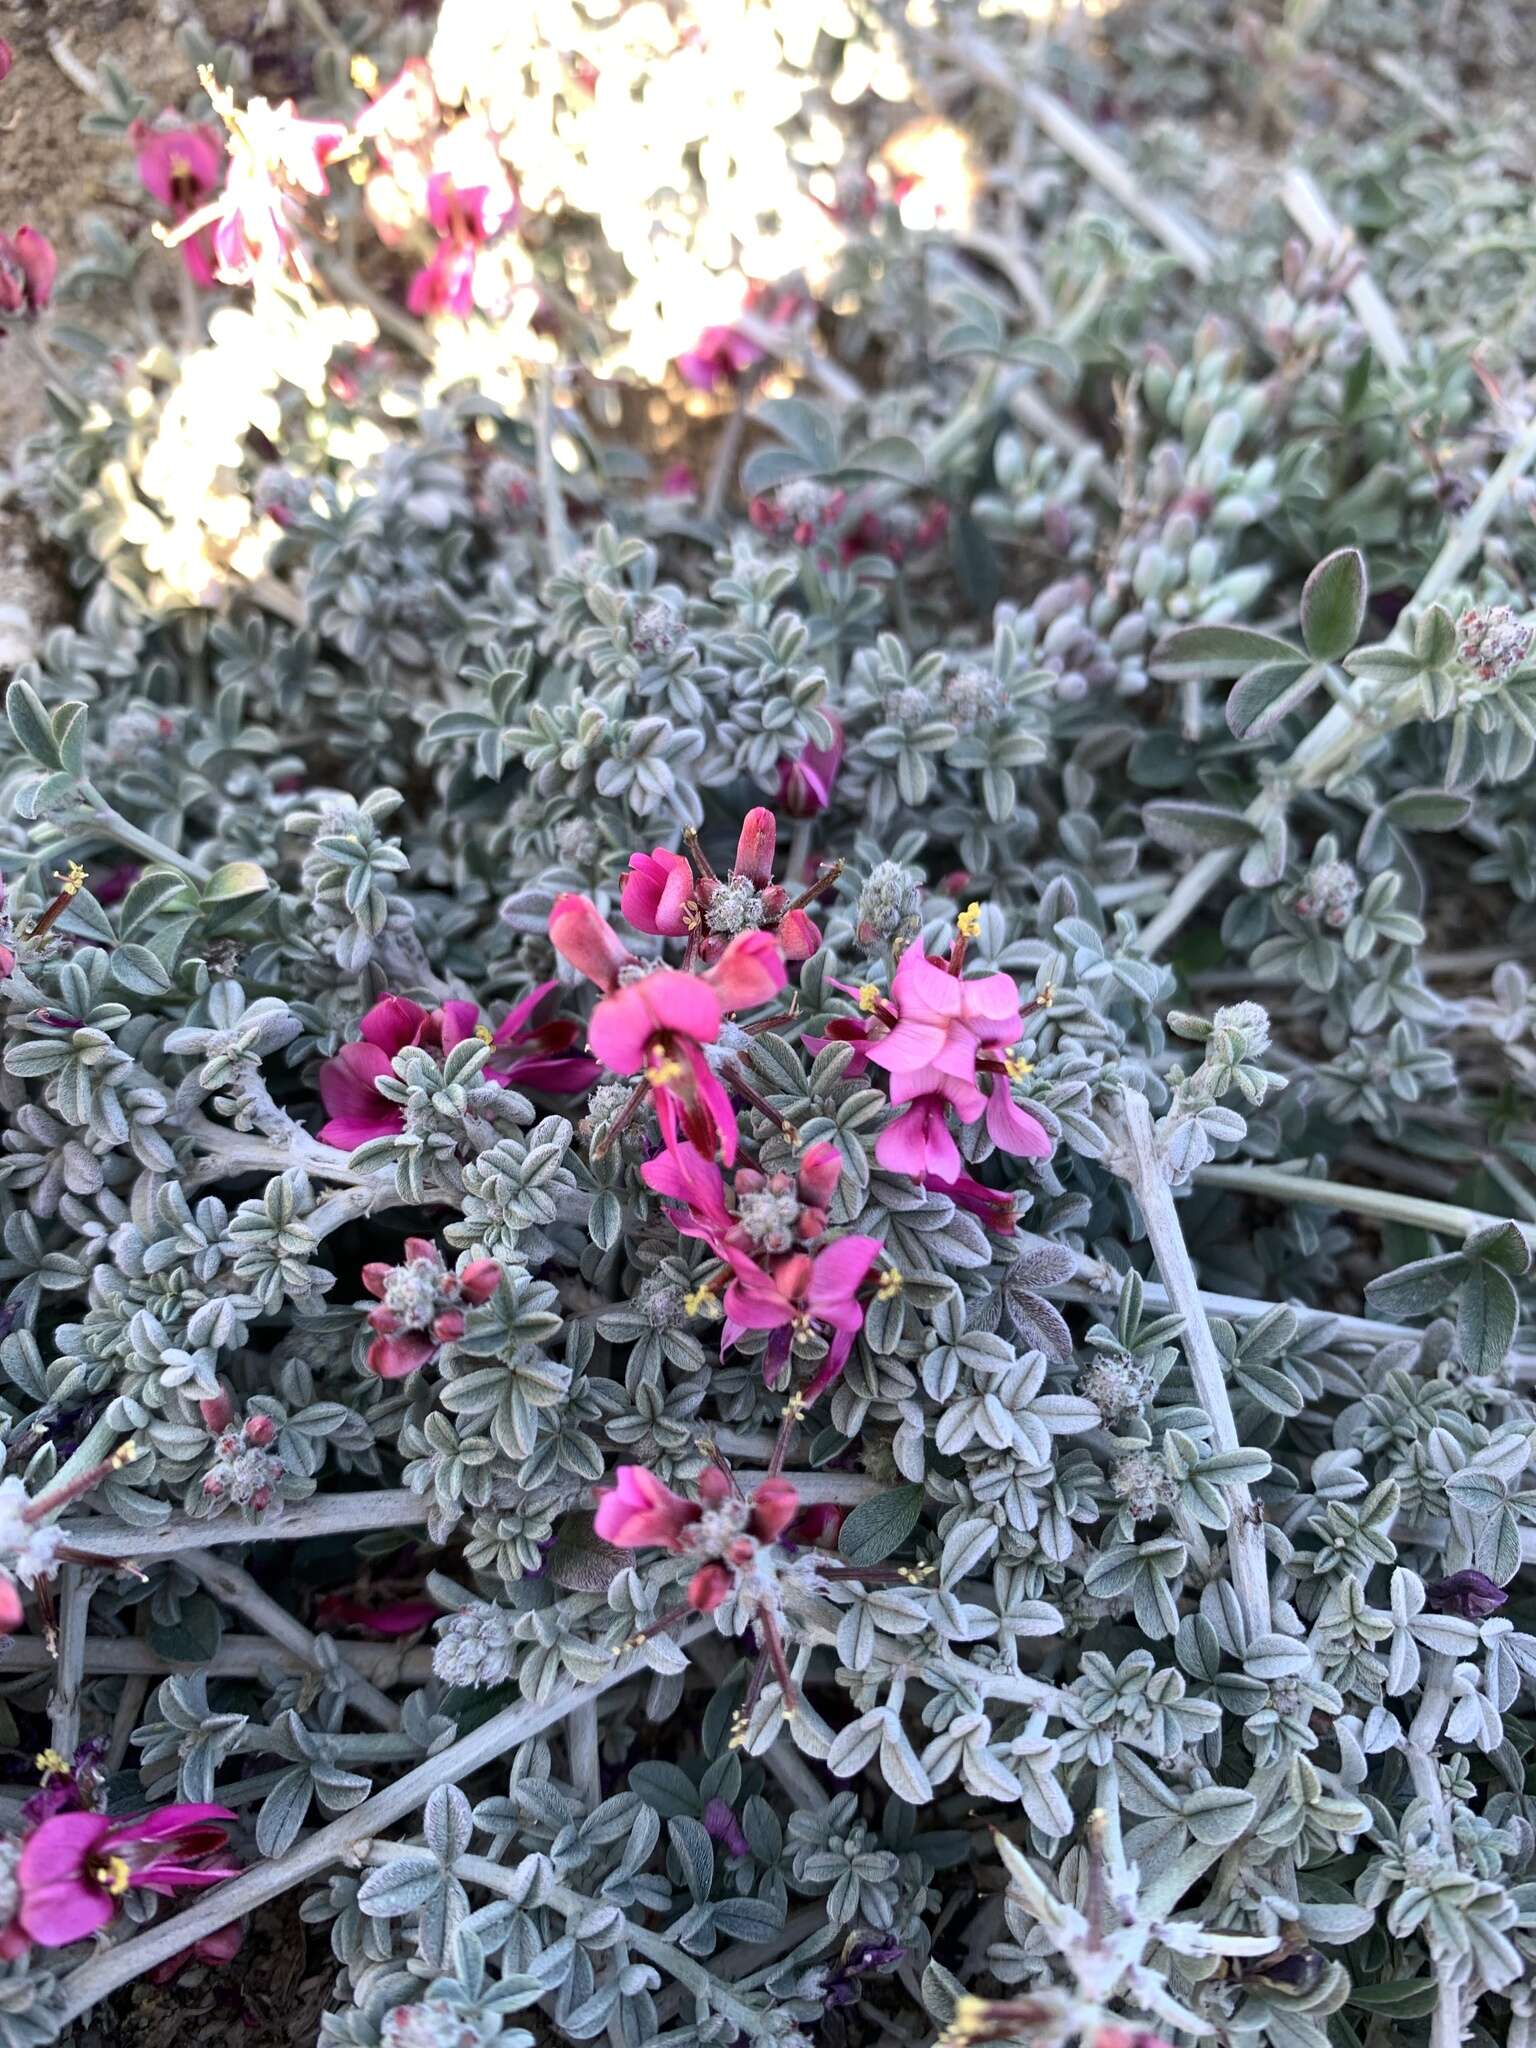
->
[[1119, 1092, 1272, 1639]]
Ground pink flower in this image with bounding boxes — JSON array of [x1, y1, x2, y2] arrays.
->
[[0, 43, 13, 85], [777, 717, 844, 821], [312, 1593, 440, 1637], [621, 847, 694, 937], [549, 895, 637, 993], [722, 1234, 883, 1387], [0, 227, 56, 322], [406, 173, 516, 319], [359, 1238, 501, 1380], [661, 463, 696, 497], [353, 59, 440, 160], [317, 990, 593, 1149], [676, 324, 761, 392], [869, 946, 1022, 1090], [924, 1171, 1017, 1234], [209, 97, 348, 286], [134, 120, 225, 287], [876, 1093, 967, 1181], [1, 1805, 237, 1954], [865, 944, 1052, 1172], [750, 483, 846, 547], [585, 935, 786, 1165], [618, 809, 831, 965], [592, 1466, 699, 1550], [149, 1919, 244, 1984]]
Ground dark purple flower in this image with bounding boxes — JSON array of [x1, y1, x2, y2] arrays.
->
[[822, 1936, 907, 2008], [701, 1797, 750, 1858], [1426, 1570, 1508, 1622]]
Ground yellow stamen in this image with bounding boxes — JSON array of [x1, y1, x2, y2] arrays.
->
[[348, 156, 370, 185], [876, 1266, 904, 1301], [474, 1025, 495, 1045], [1039, 982, 1056, 1009], [55, 863, 88, 898], [682, 1285, 721, 1320], [350, 55, 380, 91], [781, 1392, 807, 1422], [34, 1749, 69, 1782], [1004, 1053, 1034, 1080], [95, 1855, 132, 1898], [646, 1040, 686, 1088], [108, 1440, 139, 1470], [956, 901, 983, 939], [857, 983, 881, 1013]]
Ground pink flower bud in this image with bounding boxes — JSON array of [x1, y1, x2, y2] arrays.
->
[[456, 1259, 502, 1304], [549, 893, 635, 993], [733, 808, 777, 888], [242, 1415, 277, 1448], [198, 1390, 234, 1432]]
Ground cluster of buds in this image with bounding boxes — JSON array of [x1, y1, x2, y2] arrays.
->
[[1292, 855, 1361, 928], [715, 1145, 843, 1256], [197, 1393, 285, 1512], [841, 501, 949, 565], [359, 1238, 502, 1380], [1457, 604, 1533, 683], [620, 807, 838, 966], [643, 1140, 886, 1404], [749, 480, 846, 547], [594, 1459, 916, 1739]]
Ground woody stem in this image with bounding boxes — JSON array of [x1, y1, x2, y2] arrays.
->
[[723, 1065, 798, 1141], [756, 1610, 798, 1714], [784, 860, 844, 913]]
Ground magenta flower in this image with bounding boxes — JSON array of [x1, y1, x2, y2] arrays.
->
[[593, 1466, 700, 1550], [317, 989, 594, 1149], [0, 43, 12, 84], [552, 892, 787, 1165], [777, 716, 844, 821], [134, 119, 225, 287], [406, 173, 514, 319], [0, 1805, 237, 1954], [722, 1232, 884, 1391], [619, 808, 829, 967], [312, 1593, 440, 1637], [208, 97, 348, 286], [359, 1237, 501, 1379], [924, 1170, 1017, 1235], [588, 939, 785, 1166], [0, 227, 56, 323], [1426, 1570, 1508, 1621], [676, 324, 762, 392], [702, 1797, 750, 1858], [863, 943, 1052, 1175]]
